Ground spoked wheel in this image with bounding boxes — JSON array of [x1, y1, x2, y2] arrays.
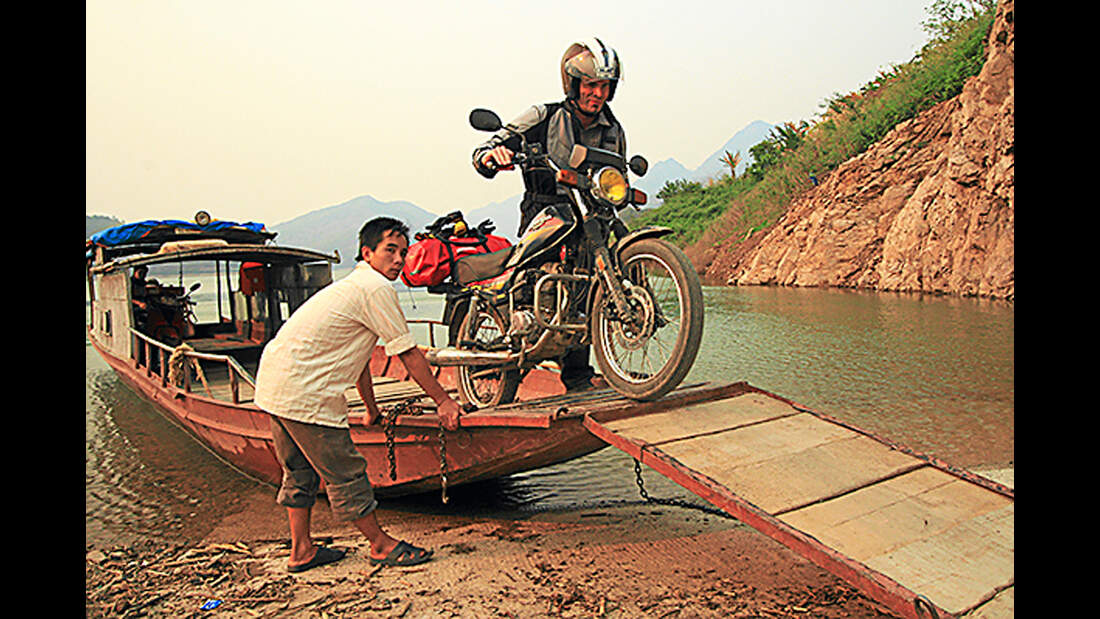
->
[[454, 302, 521, 408], [591, 238, 704, 401]]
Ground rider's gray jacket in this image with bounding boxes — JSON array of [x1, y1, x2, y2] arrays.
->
[[472, 101, 626, 233]]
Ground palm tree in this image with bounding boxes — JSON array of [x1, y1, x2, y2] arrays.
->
[[720, 150, 742, 180]]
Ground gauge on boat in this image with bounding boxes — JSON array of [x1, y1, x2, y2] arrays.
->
[[194, 210, 212, 226]]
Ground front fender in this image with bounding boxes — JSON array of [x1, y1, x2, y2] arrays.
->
[[610, 226, 674, 263]]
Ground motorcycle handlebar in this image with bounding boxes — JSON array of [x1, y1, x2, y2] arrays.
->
[[484, 150, 531, 172]]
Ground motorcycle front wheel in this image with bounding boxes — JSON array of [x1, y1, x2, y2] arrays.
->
[[591, 238, 704, 401], [453, 301, 521, 408]]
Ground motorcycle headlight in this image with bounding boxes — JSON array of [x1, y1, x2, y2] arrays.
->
[[592, 166, 629, 206]]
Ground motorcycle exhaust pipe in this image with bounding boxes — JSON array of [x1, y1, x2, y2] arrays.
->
[[426, 347, 520, 367]]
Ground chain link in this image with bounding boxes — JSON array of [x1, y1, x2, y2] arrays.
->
[[381, 399, 417, 481], [913, 595, 940, 619], [381, 397, 451, 504], [438, 423, 449, 504], [633, 458, 735, 519]]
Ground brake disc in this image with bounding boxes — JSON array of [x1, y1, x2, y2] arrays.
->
[[610, 285, 655, 351]]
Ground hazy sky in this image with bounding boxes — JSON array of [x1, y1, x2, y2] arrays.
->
[[87, 0, 932, 227]]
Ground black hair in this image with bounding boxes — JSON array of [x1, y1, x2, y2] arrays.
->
[[357, 217, 410, 260]]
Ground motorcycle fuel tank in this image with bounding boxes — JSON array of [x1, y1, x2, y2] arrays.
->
[[506, 205, 575, 270]]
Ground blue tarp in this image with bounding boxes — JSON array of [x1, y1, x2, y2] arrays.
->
[[89, 219, 267, 247]]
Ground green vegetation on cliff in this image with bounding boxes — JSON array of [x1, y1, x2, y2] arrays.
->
[[630, 0, 998, 250]]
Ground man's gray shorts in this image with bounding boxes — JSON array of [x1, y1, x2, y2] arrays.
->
[[268, 414, 379, 521]]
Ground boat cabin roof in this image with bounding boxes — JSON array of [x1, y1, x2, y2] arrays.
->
[[89, 241, 340, 274], [87, 216, 341, 273]]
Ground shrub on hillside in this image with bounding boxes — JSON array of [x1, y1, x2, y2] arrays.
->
[[630, 0, 998, 250]]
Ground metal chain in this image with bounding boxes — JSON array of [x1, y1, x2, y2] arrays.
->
[[381, 397, 450, 504], [383, 414, 397, 480], [438, 423, 449, 504], [382, 399, 419, 481], [633, 458, 735, 519], [913, 595, 940, 619]]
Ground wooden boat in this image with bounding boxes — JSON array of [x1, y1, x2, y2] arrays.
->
[[85, 215, 669, 497]]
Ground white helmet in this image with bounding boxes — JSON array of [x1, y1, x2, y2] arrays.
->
[[560, 38, 622, 101]]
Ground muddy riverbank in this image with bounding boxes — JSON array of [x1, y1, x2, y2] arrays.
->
[[87, 498, 905, 618]]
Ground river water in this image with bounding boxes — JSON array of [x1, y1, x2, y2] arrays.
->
[[86, 279, 1013, 547]]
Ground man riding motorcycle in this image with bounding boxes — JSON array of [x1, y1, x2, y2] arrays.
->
[[471, 37, 625, 393]]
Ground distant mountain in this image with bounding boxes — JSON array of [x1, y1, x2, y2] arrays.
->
[[634, 120, 775, 208], [632, 158, 693, 205], [86, 214, 123, 239], [465, 194, 521, 241], [272, 195, 438, 265], [689, 120, 776, 183]]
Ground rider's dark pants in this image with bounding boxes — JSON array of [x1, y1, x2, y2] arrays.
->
[[560, 345, 596, 391], [519, 196, 595, 391]]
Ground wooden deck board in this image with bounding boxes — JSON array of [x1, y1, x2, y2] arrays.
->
[[585, 389, 1014, 618], [343, 380, 456, 409], [864, 503, 1014, 614], [600, 392, 798, 444], [780, 467, 1010, 559], [606, 397, 925, 513], [666, 431, 922, 514], [658, 412, 863, 466], [780, 467, 1013, 613]]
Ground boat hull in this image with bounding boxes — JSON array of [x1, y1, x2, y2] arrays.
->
[[89, 332, 606, 497]]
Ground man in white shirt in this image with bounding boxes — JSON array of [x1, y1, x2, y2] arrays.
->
[[255, 217, 463, 572]]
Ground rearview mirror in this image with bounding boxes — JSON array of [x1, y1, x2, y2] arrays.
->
[[629, 155, 649, 177], [469, 109, 502, 132]]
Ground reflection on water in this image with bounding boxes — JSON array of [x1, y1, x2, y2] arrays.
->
[[86, 281, 1013, 546], [86, 346, 269, 546]]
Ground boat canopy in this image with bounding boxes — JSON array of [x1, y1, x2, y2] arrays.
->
[[86, 216, 341, 271], [89, 243, 340, 274], [89, 219, 272, 248]]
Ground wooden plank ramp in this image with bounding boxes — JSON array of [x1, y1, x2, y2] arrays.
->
[[582, 382, 1014, 619]]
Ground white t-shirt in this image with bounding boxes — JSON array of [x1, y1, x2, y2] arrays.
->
[[254, 262, 417, 428]]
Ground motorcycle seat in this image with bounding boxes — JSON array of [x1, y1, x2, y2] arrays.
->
[[454, 247, 514, 286]]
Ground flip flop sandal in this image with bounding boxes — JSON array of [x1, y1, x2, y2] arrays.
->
[[287, 546, 347, 573], [370, 540, 433, 567]]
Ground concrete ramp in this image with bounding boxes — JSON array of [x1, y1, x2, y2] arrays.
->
[[583, 383, 1013, 619]]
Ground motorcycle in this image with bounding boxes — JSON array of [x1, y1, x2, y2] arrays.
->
[[423, 108, 704, 407], [144, 281, 201, 345]]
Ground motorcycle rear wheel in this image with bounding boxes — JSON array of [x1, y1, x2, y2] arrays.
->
[[454, 302, 521, 408], [591, 238, 704, 401]]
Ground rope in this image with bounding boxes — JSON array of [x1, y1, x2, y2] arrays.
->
[[168, 343, 212, 397]]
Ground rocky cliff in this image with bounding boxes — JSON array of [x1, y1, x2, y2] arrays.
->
[[700, 0, 1014, 299]]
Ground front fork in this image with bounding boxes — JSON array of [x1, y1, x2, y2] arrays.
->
[[583, 216, 636, 323]]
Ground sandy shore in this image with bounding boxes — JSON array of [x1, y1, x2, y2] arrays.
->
[[87, 492, 904, 618], [86, 463, 1013, 618]]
